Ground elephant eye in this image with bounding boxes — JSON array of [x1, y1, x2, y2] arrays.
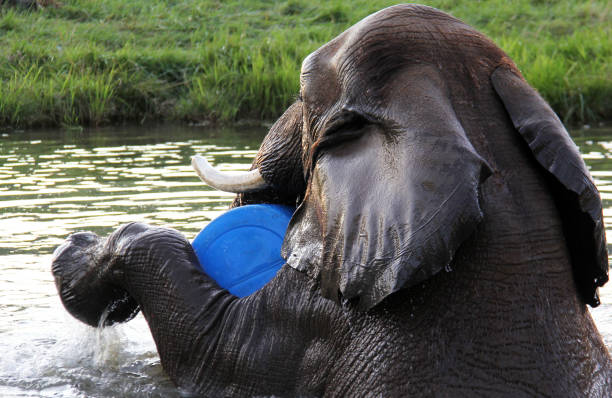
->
[[318, 112, 370, 149]]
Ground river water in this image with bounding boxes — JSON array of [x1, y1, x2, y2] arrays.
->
[[0, 124, 611, 397]]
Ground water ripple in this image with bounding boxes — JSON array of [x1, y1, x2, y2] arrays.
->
[[1, 125, 612, 397]]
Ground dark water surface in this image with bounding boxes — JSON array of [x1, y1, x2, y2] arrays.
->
[[1, 125, 611, 397]]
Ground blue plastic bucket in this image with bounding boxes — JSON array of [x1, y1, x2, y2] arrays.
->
[[191, 204, 295, 297]]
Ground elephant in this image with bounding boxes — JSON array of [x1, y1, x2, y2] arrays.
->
[[52, 4, 612, 397]]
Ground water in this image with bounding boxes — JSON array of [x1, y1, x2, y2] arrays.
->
[[1, 124, 612, 397], [0, 125, 264, 397]]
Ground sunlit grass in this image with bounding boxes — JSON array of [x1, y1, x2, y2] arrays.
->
[[0, 0, 610, 127]]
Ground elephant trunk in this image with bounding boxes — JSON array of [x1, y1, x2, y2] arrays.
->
[[51, 229, 140, 327], [53, 222, 245, 392]]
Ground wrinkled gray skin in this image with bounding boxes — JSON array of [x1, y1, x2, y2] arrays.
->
[[52, 5, 612, 397]]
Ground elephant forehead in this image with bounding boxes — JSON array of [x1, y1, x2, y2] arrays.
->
[[301, 4, 502, 107], [305, 5, 469, 72], [300, 6, 433, 93]]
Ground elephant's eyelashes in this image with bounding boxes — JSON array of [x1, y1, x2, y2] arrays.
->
[[317, 112, 370, 150]]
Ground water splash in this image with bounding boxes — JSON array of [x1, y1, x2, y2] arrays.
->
[[0, 309, 178, 397], [93, 308, 128, 368]]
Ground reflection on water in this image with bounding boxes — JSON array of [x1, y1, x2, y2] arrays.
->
[[0, 124, 611, 396], [0, 126, 259, 257]]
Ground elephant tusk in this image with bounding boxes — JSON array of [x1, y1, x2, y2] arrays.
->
[[191, 155, 268, 193]]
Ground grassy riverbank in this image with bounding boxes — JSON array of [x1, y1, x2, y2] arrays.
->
[[0, 0, 610, 128]]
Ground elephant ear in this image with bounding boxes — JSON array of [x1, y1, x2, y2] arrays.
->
[[491, 66, 609, 306], [282, 65, 492, 310]]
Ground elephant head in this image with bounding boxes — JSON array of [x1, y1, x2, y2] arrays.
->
[[195, 4, 607, 310], [54, 4, 611, 396]]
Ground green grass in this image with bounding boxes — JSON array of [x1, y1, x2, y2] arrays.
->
[[0, 0, 610, 128]]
